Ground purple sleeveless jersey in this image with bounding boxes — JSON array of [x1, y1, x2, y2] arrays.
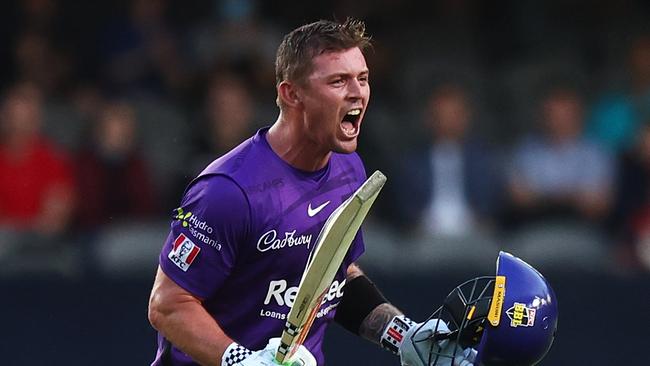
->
[[152, 128, 367, 366]]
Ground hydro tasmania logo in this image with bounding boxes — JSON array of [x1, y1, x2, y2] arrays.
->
[[173, 207, 221, 250]]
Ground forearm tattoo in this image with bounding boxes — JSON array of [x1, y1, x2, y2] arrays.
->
[[359, 302, 403, 344]]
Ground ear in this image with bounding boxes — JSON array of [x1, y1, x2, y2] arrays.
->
[[277, 81, 302, 108]]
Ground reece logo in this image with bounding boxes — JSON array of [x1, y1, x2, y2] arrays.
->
[[168, 233, 200, 272], [259, 279, 346, 321], [263, 279, 346, 307]]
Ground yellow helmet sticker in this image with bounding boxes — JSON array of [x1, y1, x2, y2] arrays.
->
[[487, 275, 506, 326]]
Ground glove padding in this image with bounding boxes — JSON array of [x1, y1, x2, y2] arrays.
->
[[221, 337, 316, 366], [382, 315, 476, 366]]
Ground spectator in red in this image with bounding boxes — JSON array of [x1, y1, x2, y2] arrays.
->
[[0, 82, 76, 240], [75, 100, 157, 229]]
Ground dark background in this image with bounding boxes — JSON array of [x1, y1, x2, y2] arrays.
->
[[3, 271, 647, 365]]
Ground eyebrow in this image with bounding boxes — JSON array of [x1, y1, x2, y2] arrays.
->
[[327, 70, 370, 79]]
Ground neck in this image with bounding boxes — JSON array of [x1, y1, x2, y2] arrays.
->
[[266, 112, 331, 171]]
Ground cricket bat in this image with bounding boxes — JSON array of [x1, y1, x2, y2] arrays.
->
[[275, 170, 387, 364]]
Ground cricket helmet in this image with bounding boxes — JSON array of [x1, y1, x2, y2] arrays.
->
[[415, 251, 558, 366]]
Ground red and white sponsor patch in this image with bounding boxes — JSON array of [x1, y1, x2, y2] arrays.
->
[[387, 327, 404, 342], [168, 233, 200, 272]]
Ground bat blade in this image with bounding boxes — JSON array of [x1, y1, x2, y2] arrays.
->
[[275, 170, 387, 364]]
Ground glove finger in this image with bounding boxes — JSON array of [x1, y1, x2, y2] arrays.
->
[[266, 337, 281, 350], [290, 345, 316, 366], [412, 328, 434, 342], [452, 348, 477, 366], [414, 320, 450, 344], [464, 348, 477, 362], [423, 319, 450, 334]]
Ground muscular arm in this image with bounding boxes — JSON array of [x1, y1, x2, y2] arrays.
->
[[148, 176, 249, 365], [148, 266, 233, 366], [345, 263, 403, 345]]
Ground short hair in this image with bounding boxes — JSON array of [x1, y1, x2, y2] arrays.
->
[[275, 18, 371, 87]]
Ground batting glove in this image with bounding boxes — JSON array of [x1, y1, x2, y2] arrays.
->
[[221, 337, 316, 366], [381, 315, 476, 366]]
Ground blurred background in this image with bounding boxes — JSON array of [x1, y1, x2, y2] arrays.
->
[[0, 0, 649, 364]]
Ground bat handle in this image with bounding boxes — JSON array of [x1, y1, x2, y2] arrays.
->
[[275, 339, 293, 364]]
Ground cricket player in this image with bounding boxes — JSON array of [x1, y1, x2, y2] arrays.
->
[[148, 19, 555, 366]]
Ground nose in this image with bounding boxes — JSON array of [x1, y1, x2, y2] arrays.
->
[[346, 78, 363, 100]]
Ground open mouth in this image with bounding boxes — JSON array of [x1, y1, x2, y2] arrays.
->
[[341, 108, 362, 137]]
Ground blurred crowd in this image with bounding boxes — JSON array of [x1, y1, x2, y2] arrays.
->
[[1, 0, 650, 278]]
